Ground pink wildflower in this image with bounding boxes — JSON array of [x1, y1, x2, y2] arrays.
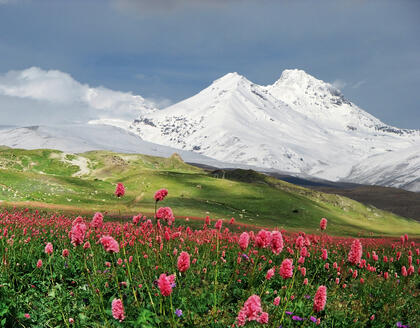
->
[[313, 285, 327, 312], [100, 236, 120, 253], [214, 219, 223, 230], [266, 268, 275, 280], [295, 235, 305, 249], [115, 183, 125, 198], [44, 242, 53, 255], [36, 259, 42, 268], [62, 249, 69, 257], [239, 232, 250, 250], [111, 298, 125, 322], [271, 231, 284, 255], [279, 258, 293, 279], [273, 297, 280, 306], [255, 230, 272, 248], [236, 294, 266, 326], [347, 239, 363, 265], [177, 251, 191, 273], [156, 207, 175, 226], [70, 222, 86, 246], [320, 218, 327, 230], [132, 214, 142, 224], [158, 273, 175, 296], [154, 188, 168, 202], [257, 312, 269, 324], [91, 212, 103, 228]]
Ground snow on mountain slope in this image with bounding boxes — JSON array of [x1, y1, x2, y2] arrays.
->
[[129, 70, 420, 191], [0, 124, 227, 165], [345, 143, 420, 192]]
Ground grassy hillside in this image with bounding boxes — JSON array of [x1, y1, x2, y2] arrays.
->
[[0, 148, 419, 236]]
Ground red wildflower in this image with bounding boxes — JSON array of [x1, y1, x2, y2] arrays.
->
[[62, 249, 69, 257], [313, 285, 327, 312]]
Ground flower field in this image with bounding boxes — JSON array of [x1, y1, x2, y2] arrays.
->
[[0, 189, 419, 327]]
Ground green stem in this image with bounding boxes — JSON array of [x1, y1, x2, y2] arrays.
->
[[135, 246, 156, 313], [122, 233, 139, 306], [170, 293, 176, 327], [48, 255, 54, 286], [213, 230, 220, 310]]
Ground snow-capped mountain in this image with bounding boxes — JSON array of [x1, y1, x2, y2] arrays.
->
[[129, 69, 420, 191]]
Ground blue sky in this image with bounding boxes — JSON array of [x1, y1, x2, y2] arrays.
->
[[0, 0, 419, 128]]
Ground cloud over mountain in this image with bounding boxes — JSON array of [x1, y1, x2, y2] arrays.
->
[[0, 67, 156, 125]]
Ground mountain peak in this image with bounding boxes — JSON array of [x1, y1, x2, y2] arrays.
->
[[210, 72, 252, 90], [274, 69, 324, 88], [271, 68, 345, 101]]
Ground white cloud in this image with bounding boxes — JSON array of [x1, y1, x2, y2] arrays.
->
[[0, 67, 158, 125], [331, 79, 347, 90], [352, 80, 366, 89]]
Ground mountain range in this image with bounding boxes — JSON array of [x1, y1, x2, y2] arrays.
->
[[127, 69, 420, 191]]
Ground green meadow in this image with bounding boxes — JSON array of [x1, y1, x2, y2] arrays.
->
[[0, 147, 419, 236]]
